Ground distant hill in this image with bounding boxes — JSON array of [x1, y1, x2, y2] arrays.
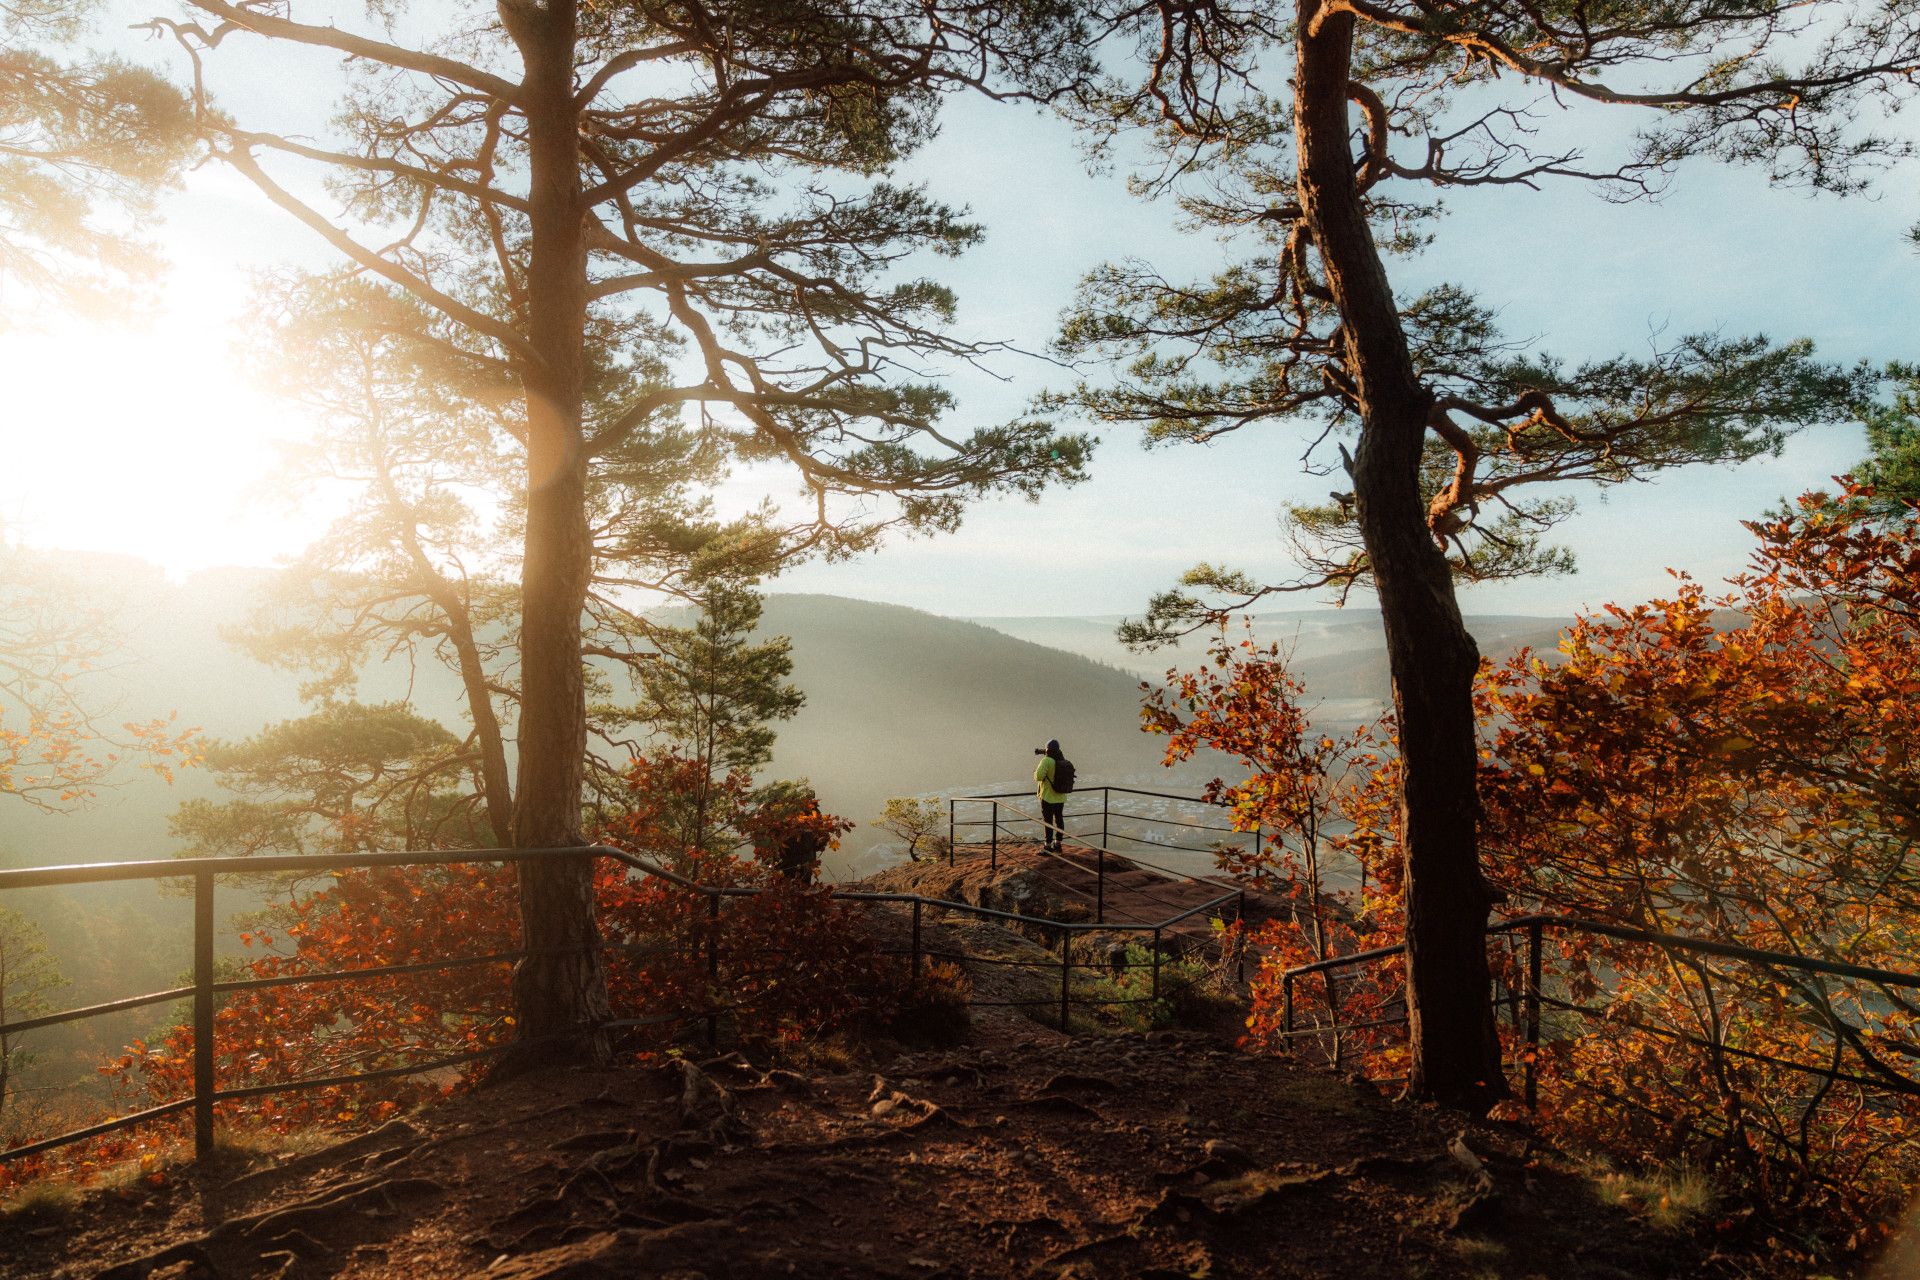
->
[[968, 609, 1575, 717], [0, 567, 1205, 880], [1288, 621, 1576, 706], [0, 570, 1583, 879], [685, 593, 1220, 876]]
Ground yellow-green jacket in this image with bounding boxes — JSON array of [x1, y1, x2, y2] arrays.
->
[[1035, 756, 1066, 805]]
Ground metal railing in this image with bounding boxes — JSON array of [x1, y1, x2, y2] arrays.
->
[[0, 841, 1244, 1168], [947, 785, 1255, 927], [1274, 913, 1920, 1109]]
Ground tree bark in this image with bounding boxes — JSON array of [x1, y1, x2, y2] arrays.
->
[[446, 614, 515, 847], [1293, 0, 1506, 1110], [382, 455, 516, 847], [499, 0, 610, 1069]]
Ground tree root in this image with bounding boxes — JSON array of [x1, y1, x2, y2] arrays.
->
[[89, 1176, 440, 1279], [91, 1240, 215, 1280], [1027, 1232, 1137, 1277], [214, 1118, 420, 1201], [867, 1075, 968, 1134], [1442, 1132, 1498, 1232], [677, 1057, 746, 1146], [1001, 1093, 1105, 1121], [1036, 1072, 1121, 1094], [220, 1175, 444, 1245], [1144, 1151, 1448, 1227]]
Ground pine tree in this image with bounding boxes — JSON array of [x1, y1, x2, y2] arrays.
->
[[1, 0, 187, 318], [137, 0, 1095, 1064], [633, 578, 804, 861], [0, 906, 66, 1122], [1854, 365, 1920, 514], [1058, 0, 1915, 1107]]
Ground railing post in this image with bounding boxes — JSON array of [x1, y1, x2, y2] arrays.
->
[[947, 798, 955, 866], [1525, 920, 1543, 1110], [1236, 889, 1247, 985], [706, 892, 721, 1052], [910, 898, 922, 989], [1101, 787, 1109, 851], [193, 869, 215, 1159], [1151, 926, 1162, 1002], [1507, 936, 1523, 1029], [1059, 931, 1072, 1032], [1096, 848, 1105, 924], [990, 801, 998, 873], [1326, 964, 1344, 1071]]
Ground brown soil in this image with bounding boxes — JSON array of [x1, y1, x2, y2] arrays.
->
[[0, 857, 1779, 1279], [0, 1019, 1724, 1280]]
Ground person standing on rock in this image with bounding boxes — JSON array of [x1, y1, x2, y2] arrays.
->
[[1033, 739, 1073, 853]]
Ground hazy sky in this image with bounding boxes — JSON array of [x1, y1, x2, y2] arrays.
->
[[2, 5, 1912, 621]]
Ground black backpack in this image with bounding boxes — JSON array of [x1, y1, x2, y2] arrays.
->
[[1052, 757, 1076, 794]]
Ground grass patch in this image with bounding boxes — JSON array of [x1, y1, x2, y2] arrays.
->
[[1072, 943, 1225, 1033], [1452, 1234, 1506, 1264], [1590, 1163, 1715, 1231], [0, 1120, 361, 1221], [776, 1033, 868, 1074], [0, 1178, 79, 1218]]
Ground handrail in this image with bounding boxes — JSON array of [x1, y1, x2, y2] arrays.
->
[[956, 783, 1244, 812], [964, 792, 1244, 896], [1277, 938, 1407, 981], [1487, 913, 1920, 991], [1272, 912, 1920, 1109], [0, 844, 600, 891], [1102, 783, 1245, 808], [0, 839, 1243, 1168], [954, 785, 1251, 837], [1281, 912, 1920, 992]]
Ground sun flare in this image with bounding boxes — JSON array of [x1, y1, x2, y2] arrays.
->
[[0, 269, 328, 579]]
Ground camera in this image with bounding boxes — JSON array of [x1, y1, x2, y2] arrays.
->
[[1032, 747, 1046, 755]]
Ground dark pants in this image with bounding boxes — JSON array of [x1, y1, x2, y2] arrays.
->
[[1041, 799, 1065, 850]]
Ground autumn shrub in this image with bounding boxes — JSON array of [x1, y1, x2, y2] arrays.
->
[[56, 789, 910, 1179], [0, 1107, 192, 1200], [1091, 942, 1222, 1032], [104, 860, 518, 1137], [1469, 486, 1920, 1249], [875, 959, 971, 1047], [97, 856, 921, 1121], [1166, 484, 1920, 1257], [595, 848, 913, 1049]]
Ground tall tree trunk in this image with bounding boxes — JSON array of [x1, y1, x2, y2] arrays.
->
[[445, 615, 515, 847], [1, 945, 12, 1118], [499, 0, 610, 1069], [1294, 0, 1506, 1110], [385, 470, 516, 846]]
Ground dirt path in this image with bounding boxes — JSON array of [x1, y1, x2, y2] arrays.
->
[[1, 1021, 1717, 1280]]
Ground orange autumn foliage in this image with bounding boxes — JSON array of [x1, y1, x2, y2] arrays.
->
[[1141, 629, 1407, 1075], [10, 771, 914, 1191], [1163, 483, 1920, 1254], [1474, 482, 1920, 1244]]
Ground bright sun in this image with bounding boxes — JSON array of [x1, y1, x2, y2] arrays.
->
[[0, 253, 332, 580]]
